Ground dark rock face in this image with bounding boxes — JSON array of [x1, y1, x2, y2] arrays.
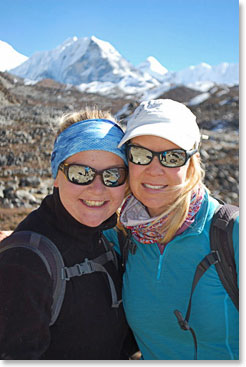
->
[[0, 71, 239, 230]]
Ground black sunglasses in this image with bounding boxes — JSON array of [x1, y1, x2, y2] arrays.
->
[[59, 163, 128, 187], [127, 144, 197, 168]]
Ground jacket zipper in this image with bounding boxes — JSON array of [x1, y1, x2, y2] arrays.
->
[[156, 230, 200, 281]]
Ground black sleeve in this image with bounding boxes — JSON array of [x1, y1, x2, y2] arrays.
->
[[120, 326, 141, 359], [0, 247, 53, 359]]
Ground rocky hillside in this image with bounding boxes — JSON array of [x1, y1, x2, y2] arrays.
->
[[0, 71, 239, 230]]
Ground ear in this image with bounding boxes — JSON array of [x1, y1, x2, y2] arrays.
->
[[54, 176, 59, 187], [195, 152, 200, 159]]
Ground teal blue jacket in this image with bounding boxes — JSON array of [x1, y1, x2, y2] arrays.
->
[[104, 193, 239, 360]]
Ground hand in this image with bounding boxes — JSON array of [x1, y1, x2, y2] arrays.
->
[[0, 231, 13, 241], [130, 351, 142, 360]]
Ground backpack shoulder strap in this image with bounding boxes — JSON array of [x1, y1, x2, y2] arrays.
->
[[174, 250, 220, 360], [210, 203, 239, 310], [101, 233, 119, 271], [174, 202, 239, 359], [0, 230, 66, 325], [116, 228, 137, 270]]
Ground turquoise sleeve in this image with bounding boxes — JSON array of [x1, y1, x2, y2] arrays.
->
[[103, 228, 121, 255]]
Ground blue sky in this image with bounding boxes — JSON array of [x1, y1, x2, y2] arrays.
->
[[0, 0, 239, 72]]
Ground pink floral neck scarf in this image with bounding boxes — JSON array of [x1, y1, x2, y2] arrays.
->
[[120, 185, 205, 245]]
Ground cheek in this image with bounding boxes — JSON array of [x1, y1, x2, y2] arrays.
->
[[58, 179, 84, 202], [111, 185, 126, 206], [169, 166, 188, 184], [129, 164, 142, 184]]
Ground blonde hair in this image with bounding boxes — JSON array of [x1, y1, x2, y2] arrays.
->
[[56, 107, 117, 137], [158, 153, 206, 243]]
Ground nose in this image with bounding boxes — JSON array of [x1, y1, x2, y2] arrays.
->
[[146, 156, 165, 176], [88, 175, 107, 192]]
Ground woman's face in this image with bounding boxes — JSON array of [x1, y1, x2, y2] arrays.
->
[[54, 150, 126, 227], [129, 135, 189, 217]]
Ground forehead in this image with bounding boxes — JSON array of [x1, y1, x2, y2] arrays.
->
[[131, 135, 181, 150], [65, 150, 124, 167]]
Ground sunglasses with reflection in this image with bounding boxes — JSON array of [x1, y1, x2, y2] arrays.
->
[[59, 163, 128, 187], [127, 144, 197, 168]]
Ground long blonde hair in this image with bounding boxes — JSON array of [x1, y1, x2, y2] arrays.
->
[[158, 153, 206, 243]]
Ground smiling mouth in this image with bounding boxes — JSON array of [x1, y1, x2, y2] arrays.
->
[[143, 183, 168, 190], [82, 200, 106, 207]]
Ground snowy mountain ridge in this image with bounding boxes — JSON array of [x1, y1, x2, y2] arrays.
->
[[0, 40, 28, 72], [1, 36, 239, 97], [137, 56, 168, 82], [8, 36, 158, 95]]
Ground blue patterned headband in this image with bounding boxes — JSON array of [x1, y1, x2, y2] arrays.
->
[[51, 119, 128, 178]]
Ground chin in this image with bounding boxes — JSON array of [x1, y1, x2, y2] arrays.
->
[[86, 222, 103, 227], [78, 216, 108, 227], [80, 219, 104, 227]]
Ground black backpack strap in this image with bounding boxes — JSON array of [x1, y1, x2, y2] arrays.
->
[[210, 203, 239, 310], [174, 250, 220, 360], [0, 231, 66, 326], [117, 228, 137, 270], [174, 202, 239, 359], [101, 234, 119, 271], [61, 250, 122, 308]]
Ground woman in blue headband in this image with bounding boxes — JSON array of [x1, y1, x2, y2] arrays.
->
[[0, 108, 138, 360]]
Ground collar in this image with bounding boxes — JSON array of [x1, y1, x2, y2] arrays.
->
[[120, 189, 217, 239], [180, 190, 219, 236], [120, 195, 153, 227], [43, 187, 117, 237]]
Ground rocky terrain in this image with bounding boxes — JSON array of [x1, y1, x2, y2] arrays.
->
[[0, 71, 239, 230]]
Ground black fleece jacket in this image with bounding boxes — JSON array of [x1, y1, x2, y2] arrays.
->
[[0, 188, 135, 360]]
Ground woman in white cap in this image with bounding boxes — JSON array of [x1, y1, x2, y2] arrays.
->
[[104, 99, 239, 360], [0, 108, 138, 360]]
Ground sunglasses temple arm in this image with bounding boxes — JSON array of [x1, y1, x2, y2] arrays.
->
[[188, 149, 198, 158]]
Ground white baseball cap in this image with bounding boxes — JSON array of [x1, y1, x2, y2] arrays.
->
[[118, 99, 200, 151]]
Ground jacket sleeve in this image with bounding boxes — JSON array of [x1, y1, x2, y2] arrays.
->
[[120, 326, 141, 359], [0, 247, 53, 359], [103, 228, 121, 255]]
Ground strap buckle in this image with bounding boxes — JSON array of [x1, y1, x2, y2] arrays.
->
[[61, 266, 70, 281], [211, 250, 221, 264], [76, 258, 93, 275], [174, 310, 190, 331], [61, 258, 93, 280]]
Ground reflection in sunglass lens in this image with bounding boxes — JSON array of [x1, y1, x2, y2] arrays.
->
[[129, 146, 152, 164], [103, 168, 121, 187], [68, 165, 95, 184], [160, 150, 186, 167]]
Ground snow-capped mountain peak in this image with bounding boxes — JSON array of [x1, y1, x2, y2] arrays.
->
[[9, 36, 158, 93], [189, 62, 212, 70], [58, 36, 79, 50], [145, 56, 168, 75], [90, 35, 119, 55], [89, 35, 129, 70], [165, 61, 238, 86], [137, 56, 168, 82], [0, 40, 28, 72]]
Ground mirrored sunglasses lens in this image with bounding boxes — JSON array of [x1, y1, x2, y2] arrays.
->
[[160, 150, 186, 167], [102, 168, 126, 186], [130, 146, 152, 165], [68, 165, 95, 184]]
